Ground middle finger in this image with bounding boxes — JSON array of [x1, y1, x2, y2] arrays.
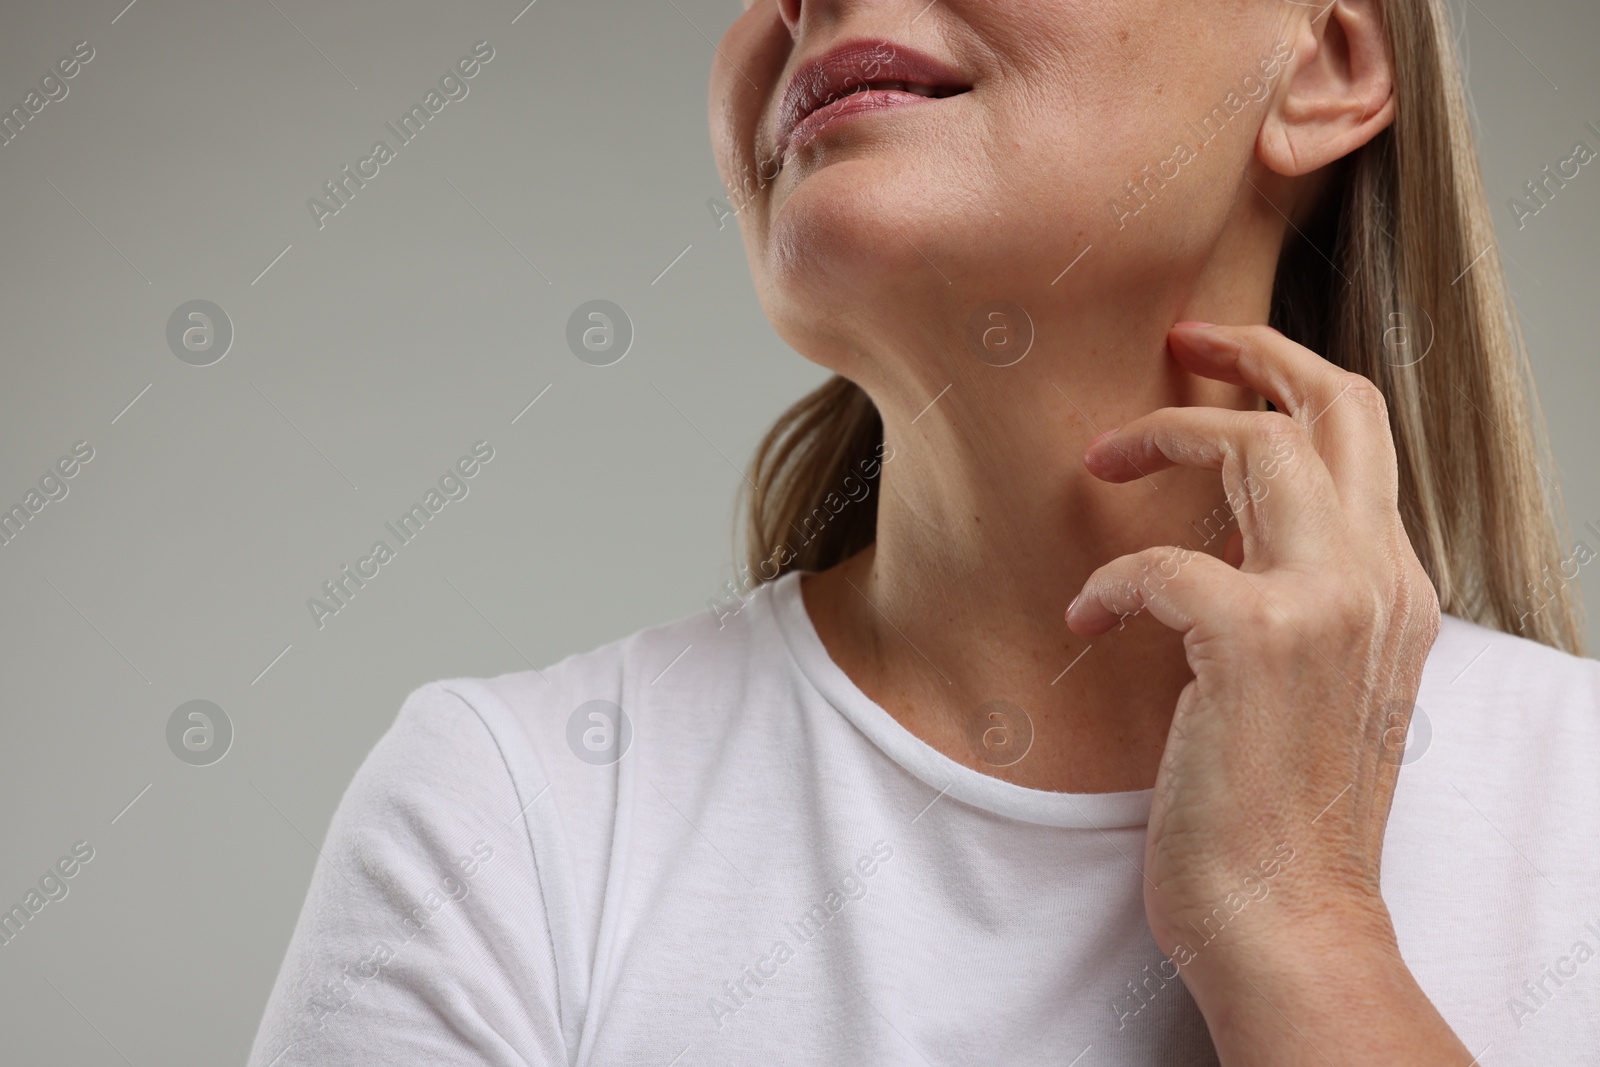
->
[[1084, 405, 1342, 566]]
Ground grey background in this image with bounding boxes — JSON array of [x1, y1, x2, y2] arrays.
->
[[0, 0, 1593, 1062]]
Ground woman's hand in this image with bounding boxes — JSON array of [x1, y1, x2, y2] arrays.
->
[[1065, 323, 1469, 1064]]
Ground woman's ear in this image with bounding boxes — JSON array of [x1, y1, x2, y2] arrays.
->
[[1258, 0, 1396, 177]]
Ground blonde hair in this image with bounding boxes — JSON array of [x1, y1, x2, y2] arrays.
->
[[737, 0, 1586, 655]]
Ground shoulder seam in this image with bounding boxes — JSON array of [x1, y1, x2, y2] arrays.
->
[[432, 678, 587, 1065]]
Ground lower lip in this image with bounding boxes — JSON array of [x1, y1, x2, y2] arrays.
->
[[783, 89, 956, 158]]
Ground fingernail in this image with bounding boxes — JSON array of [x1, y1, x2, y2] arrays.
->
[[1065, 594, 1080, 621], [1088, 427, 1120, 447], [1173, 320, 1215, 330]]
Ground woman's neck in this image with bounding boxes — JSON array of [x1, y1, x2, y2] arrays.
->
[[800, 333, 1261, 794]]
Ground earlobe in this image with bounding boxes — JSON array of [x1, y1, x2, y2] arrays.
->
[[1257, 0, 1396, 178]]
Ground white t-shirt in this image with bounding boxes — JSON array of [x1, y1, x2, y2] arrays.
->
[[247, 569, 1600, 1066]]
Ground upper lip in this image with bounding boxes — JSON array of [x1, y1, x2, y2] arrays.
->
[[774, 38, 970, 159]]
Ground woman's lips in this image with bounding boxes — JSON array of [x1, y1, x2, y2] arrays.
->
[[774, 38, 971, 162], [782, 87, 954, 158]]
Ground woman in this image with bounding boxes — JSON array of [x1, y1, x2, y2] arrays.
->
[[249, 0, 1599, 1063]]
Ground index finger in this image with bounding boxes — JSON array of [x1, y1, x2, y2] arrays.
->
[[1167, 323, 1400, 520]]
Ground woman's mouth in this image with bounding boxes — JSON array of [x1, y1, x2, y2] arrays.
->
[[775, 39, 972, 161]]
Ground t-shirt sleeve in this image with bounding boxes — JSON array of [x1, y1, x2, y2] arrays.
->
[[246, 681, 570, 1067]]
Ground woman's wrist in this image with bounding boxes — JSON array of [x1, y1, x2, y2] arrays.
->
[[1178, 903, 1472, 1065]]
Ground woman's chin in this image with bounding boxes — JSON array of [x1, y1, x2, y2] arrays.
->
[[764, 162, 973, 310], [762, 157, 1107, 315]]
